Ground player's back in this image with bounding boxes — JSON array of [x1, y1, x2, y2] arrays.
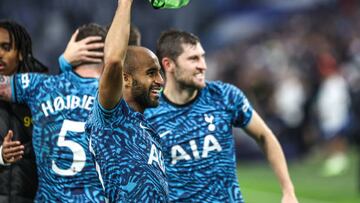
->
[[11, 71, 105, 202]]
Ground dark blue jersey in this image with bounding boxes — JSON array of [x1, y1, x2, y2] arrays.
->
[[145, 81, 253, 203], [86, 95, 168, 202], [11, 71, 105, 202]]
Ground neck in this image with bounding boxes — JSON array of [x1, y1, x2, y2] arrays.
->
[[163, 77, 199, 105], [123, 91, 145, 113], [74, 64, 102, 78]]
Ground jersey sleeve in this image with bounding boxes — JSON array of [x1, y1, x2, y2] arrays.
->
[[222, 83, 253, 128], [11, 73, 45, 105], [87, 92, 129, 128], [58, 54, 73, 73]]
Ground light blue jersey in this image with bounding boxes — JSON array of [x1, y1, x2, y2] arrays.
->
[[145, 81, 253, 203], [11, 71, 105, 202], [86, 95, 168, 202]]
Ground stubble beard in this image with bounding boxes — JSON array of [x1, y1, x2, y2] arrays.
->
[[132, 79, 159, 109]]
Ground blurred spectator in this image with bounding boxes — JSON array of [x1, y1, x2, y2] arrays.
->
[[315, 52, 351, 176]]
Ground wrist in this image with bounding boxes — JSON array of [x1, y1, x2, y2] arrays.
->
[[63, 53, 72, 64], [58, 54, 73, 72], [282, 184, 295, 195], [0, 145, 10, 165]]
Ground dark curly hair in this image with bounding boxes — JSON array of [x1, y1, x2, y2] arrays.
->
[[0, 20, 48, 73]]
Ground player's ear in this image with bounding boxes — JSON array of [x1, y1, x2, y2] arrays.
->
[[123, 73, 131, 88], [161, 57, 175, 73]]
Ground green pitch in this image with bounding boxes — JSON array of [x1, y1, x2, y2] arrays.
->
[[237, 150, 360, 203]]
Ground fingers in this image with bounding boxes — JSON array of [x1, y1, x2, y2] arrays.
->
[[80, 50, 104, 63], [70, 29, 79, 42], [4, 149, 24, 161], [83, 43, 105, 50], [81, 36, 103, 45], [2, 130, 24, 164], [3, 144, 24, 155], [3, 143, 24, 163], [5, 155, 23, 164], [3, 140, 22, 148], [3, 130, 13, 142]]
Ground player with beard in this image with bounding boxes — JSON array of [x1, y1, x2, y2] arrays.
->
[[85, 0, 168, 202], [144, 30, 298, 203]]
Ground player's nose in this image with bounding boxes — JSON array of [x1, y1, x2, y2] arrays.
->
[[197, 57, 207, 71], [155, 72, 164, 86]]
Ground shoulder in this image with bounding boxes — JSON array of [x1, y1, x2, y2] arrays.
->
[[13, 72, 48, 80], [12, 73, 49, 90], [205, 81, 243, 97], [92, 97, 130, 123], [144, 100, 168, 120]]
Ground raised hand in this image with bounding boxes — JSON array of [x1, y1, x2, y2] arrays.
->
[[63, 29, 104, 66], [2, 130, 24, 164]]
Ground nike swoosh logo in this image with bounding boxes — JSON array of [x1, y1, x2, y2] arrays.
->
[[140, 122, 151, 130], [159, 130, 172, 138]]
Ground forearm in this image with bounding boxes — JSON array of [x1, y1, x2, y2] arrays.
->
[[260, 132, 295, 194], [99, 0, 132, 109], [245, 111, 295, 194], [0, 75, 12, 101]]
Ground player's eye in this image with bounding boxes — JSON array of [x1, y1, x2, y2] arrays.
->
[[0, 43, 11, 51], [147, 69, 157, 76], [189, 56, 199, 62]]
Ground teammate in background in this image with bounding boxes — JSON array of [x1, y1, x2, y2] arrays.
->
[[58, 28, 104, 73], [144, 30, 298, 203], [0, 23, 106, 202], [128, 24, 141, 46], [0, 20, 48, 203], [85, 0, 168, 201], [59, 23, 140, 73]]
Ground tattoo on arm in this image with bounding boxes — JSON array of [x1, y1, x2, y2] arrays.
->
[[0, 75, 12, 101]]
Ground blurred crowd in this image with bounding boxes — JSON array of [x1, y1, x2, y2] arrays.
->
[[207, 2, 360, 176]]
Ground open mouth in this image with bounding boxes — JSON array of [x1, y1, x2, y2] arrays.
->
[[150, 87, 161, 97], [195, 72, 205, 80]]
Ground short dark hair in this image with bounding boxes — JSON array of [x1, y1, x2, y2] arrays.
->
[[156, 29, 199, 62], [129, 24, 141, 46], [76, 23, 107, 53], [105, 23, 141, 46], [0, 20, 48, 73]]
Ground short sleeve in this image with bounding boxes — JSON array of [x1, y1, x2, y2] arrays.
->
[[58, 54, 73, 73], [222, 83, 253, 127], [11, 73, 45, 105], [87, 92, 129, 129]]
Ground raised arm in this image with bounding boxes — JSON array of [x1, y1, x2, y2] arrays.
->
[[244, 111, 298, 203], [0, 75, 12, 102], [99, 0, 132, 110]]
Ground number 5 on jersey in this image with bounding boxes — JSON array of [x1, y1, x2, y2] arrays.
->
[[52, 119, 86, 176]]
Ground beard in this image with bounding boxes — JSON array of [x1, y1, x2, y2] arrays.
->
[[174, 67, 206, 90], [131, 79, 160, 108]]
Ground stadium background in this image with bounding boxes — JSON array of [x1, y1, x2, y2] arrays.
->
[[1, 0, 360, 202]]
